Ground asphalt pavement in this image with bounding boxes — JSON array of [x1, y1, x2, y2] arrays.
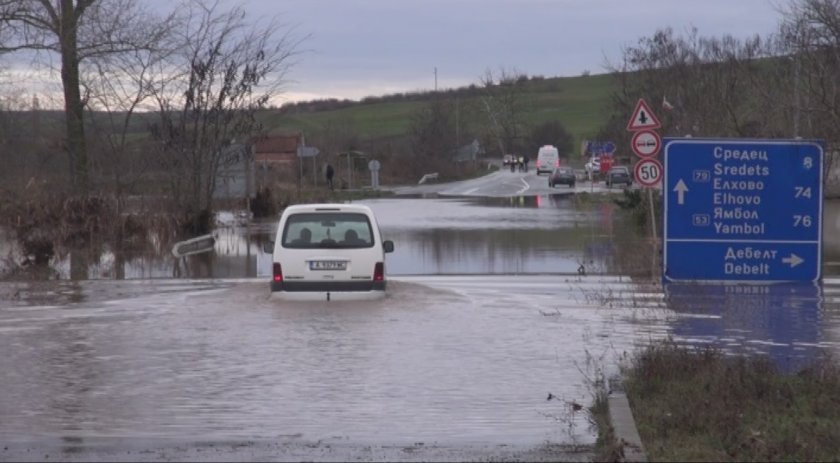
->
[[390, 168, 634, 197]]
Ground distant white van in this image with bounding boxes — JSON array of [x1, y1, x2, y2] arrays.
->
[[535, 145, 560, 175], [270, 203, 394, 301]]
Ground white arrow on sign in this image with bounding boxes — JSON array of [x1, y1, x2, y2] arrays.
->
[[673, 179, 689, 205], [782, 254, 804, 268]]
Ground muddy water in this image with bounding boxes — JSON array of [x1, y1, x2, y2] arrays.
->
[[1, 194, 840, 460], [12, 195, 840, 279], [0, 195, 632, 279], [0, 275, 666, 454]]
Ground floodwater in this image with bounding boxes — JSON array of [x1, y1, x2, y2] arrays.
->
[[1, 194, 840, 461]]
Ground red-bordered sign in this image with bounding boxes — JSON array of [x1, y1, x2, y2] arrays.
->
[[631, 130, 661, 158], [634, 158, 663, 187], [626, 99, 661, 131]]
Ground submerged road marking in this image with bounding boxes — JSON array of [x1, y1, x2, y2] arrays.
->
[[517, 177, 530, 195]]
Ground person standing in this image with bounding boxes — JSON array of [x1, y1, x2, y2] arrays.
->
[[325, 163, 335, 190]]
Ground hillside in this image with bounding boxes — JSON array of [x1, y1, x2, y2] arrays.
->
[[258, 72, 618, 159]]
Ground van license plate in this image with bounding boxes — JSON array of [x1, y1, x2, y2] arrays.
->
[[310, 260, 347, 271]]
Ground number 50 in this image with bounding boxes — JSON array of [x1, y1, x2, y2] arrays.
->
[[635, 160, 662, 186]]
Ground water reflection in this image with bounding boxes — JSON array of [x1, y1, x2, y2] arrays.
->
[[664, 282, 834, 373], [2, 196, 840, 280], [2, 194, 641, 280]]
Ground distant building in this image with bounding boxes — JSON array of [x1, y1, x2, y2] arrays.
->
[[253, 133, 305, 165]]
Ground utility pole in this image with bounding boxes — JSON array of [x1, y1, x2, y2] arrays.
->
[[434, 67, 438, 92], [456, 96, 460, 146]]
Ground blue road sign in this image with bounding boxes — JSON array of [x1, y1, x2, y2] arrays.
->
[[586, 141, 616, 156], [663, 138, 823, 282]]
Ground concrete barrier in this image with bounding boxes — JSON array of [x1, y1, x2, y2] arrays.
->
[[418, 172, 439, 184], [608, 391, 648, 462]]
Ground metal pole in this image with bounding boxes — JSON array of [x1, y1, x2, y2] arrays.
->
[[297, 153, 302, 199], [648, 188, 659, 278], [794, 51, 801, 138]]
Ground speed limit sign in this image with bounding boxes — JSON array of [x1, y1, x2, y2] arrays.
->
[[634, 158, 663, 188]]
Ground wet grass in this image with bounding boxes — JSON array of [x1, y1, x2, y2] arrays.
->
[[292, 186, 396, 205], [621, 340, 840, 462]]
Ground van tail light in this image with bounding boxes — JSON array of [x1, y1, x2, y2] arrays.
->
[[555, 159, 560, 167], [373, 262, 385, 281], [273, 263, 283, 282]]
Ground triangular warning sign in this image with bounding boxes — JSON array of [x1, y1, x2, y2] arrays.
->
[[626, 98, 661, 131]]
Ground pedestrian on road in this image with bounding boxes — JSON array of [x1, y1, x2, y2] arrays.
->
[[325, 163, 335, 191]]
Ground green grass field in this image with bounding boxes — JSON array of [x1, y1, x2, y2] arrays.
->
[[258, 72, 618, 154]]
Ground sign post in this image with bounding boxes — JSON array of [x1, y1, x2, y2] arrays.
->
[[626, 98, 663, 278], [368, 159, 381, 190], [663, 138, 823, 282]]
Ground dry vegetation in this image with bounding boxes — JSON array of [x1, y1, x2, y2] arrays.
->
[[623, 340, 840, 462]]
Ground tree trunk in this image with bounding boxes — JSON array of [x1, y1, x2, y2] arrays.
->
[[60, 0, 89, 194]]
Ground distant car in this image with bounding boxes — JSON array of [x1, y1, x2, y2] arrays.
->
[[585, 157, 601, 174], [503, 154, 516, 166], [606, 166, 633, 188], [549, 166, 576, 188], [270, 203, 395, 301]]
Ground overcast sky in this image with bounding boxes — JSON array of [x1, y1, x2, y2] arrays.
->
[[0, 0, 788, 107], [251, 0, 787, 104]]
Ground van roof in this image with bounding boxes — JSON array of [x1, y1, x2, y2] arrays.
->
[[283, 203, 374, 214]]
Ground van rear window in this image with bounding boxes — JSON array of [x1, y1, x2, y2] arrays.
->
[[282, 212, 374, 249]]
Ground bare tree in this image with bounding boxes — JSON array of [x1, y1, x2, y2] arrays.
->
[[771, 0, 840, 184], [409, 98, 457, 160], [527, 120, 574, 159], [778, 1, 840, 139], [604, 28, 772, 143], [0, 0, 171, 194], [479, 67, 530, 156], [83, 30, 177, 212], [147, 0, 301, 230]]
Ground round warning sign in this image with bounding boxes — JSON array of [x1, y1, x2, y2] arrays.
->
[[631, 130, 661, 158], [634, 158, 663, 187]]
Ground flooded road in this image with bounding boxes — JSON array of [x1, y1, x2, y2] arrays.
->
[[2, 192, 840, 461], [0, 275, 663, 461]]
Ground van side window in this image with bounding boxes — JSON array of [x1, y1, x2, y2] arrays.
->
[[282, 213, 374, 248]]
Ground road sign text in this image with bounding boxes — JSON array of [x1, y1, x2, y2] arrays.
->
[[663, 138, 823, 282]]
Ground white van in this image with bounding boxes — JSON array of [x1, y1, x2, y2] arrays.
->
[[535, 145, 560, 175], [270, 203, 394, 301]]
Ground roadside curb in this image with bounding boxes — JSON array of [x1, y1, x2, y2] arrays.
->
[[607, 391, 648, 462]]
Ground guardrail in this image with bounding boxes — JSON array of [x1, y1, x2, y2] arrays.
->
[[418, 172, 439, 184], [172, 233, 216, 258]]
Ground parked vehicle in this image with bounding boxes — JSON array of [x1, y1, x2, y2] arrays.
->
[[535, 145, 560, 175], [270, 203, 394, 301], [585, 156, 601, 174], [548, 166, 576, 188], [606, 165, 633, 188]]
